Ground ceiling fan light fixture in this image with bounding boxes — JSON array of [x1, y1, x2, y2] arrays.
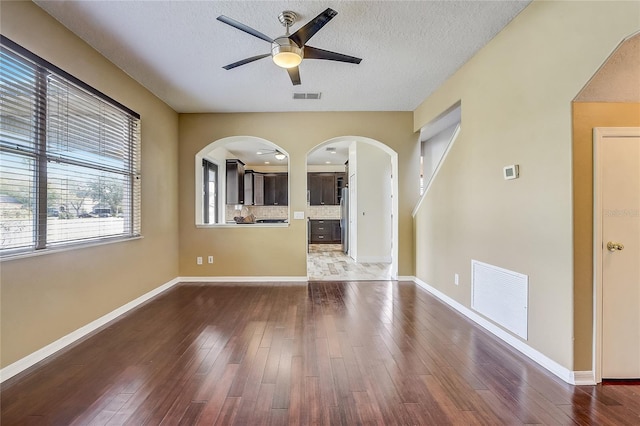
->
[[272, 37, 303, 68], [274, 152, 286, 160], [219, 8, 361, 85]]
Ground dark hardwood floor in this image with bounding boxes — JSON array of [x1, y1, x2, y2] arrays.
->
[[2, 281, 640, 425]]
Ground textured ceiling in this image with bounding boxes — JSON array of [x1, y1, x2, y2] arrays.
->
[[34, 1, 531, 113], [575, 33, 640, 102]]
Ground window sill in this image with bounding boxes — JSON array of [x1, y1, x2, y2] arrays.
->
[[0, 235, 143, 262]]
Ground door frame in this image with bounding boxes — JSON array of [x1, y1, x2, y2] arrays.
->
[[593, 126, 640, 383], [306, 137, 399, 279]]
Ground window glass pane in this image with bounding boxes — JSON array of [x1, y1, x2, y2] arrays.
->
[[47, 163, 130, 244], [0, 48, 39, 152], [0, 152, 35, 250], [47, 76, 131, 171]]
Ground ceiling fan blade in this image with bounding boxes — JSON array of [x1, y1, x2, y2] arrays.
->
[[303, 46, 362, 64], [289, 8, 337, 47], [217, 15, 274, 43], [287, 66, 301, 86], [222, 53, 271, 70]]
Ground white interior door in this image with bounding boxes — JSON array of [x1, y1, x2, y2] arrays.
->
[[599, 129, 640, 379]]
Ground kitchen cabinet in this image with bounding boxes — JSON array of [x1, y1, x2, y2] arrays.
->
[[263, 173, 288, 206], [309, 219, 341, 244], [308, 172, 345, 205], [226, 159, 245, 205], [244, 170, 264, 206]]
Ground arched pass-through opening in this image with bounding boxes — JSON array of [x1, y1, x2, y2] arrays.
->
[[306, 136, 399, 280], [195, 136, 290, 226]]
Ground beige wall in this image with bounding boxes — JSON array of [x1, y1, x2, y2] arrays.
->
[[178, 112, 418, 277], [572, 102, 640, 370], [413, 0, 640, 370], [0, 1, 180, 368]]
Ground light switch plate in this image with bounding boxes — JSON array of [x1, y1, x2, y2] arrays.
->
[[294, 211, 305, 220]]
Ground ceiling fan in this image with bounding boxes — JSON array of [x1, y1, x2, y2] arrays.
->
[[217, 8, 362, 85], [257, 149, 287, 160]]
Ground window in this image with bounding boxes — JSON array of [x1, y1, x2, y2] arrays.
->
[[0, 37, 141, 257], [202, 159, 218, 224], [418, 102, 461, 195]]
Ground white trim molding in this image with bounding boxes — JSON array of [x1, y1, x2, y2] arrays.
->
[[0, 277, 181, 383], [412, 277, 595, 385], [178, 276, 308, 283], [572, 371, 596, 386], [592, 126, 640, 384]]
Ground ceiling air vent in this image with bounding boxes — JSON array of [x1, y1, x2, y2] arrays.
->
[[293, 92, 322, 100]]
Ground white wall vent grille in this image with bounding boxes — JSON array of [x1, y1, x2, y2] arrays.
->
[[471, 260, 528, 339], [293, 92, 321, 100]]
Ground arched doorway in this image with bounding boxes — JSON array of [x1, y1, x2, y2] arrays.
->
[[306, 136, 398, 280]]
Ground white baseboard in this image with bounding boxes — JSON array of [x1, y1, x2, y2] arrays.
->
[[572, 371, 596, 385], [412, 277, 595, 385], [178, 276, 308, 283], [397, 276, 416, 281], [0, 277, 181, 383]]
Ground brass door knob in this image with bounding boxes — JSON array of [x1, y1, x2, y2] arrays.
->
[[607, 241, 624, 252]]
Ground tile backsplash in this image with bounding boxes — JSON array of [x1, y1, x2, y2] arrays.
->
[[225, 204, 340, 221], [307, 205, 340, 219], [226, 205, 288, 221]]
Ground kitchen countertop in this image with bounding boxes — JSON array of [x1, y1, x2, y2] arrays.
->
[[198, 220, 288, 228]]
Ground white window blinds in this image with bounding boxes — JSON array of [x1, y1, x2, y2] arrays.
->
[[0, 37, 141, 256]]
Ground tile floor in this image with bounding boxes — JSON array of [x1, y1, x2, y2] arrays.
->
[[307, 244, 393, 281]]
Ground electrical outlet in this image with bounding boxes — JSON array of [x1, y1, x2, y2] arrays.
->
[[454, 273, 459, 285], [197, 256, 202, 265], [208, 256, 213, 264]]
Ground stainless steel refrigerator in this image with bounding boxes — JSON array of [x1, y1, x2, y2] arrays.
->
[[340, 187, 349, 254]]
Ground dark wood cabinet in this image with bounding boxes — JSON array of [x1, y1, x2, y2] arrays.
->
[[263, 173, 288, 206], [308, 174, 324, 205], [226, 159, 245, 205], [309, 219, 341, 244], [228, 162, 286, 206], [308, 172, 345, 205]]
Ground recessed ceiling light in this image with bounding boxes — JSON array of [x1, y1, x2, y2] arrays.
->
[[256, 151, 263, 155], [325, 161, 331, 164], [264, 161, 270, 164]]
